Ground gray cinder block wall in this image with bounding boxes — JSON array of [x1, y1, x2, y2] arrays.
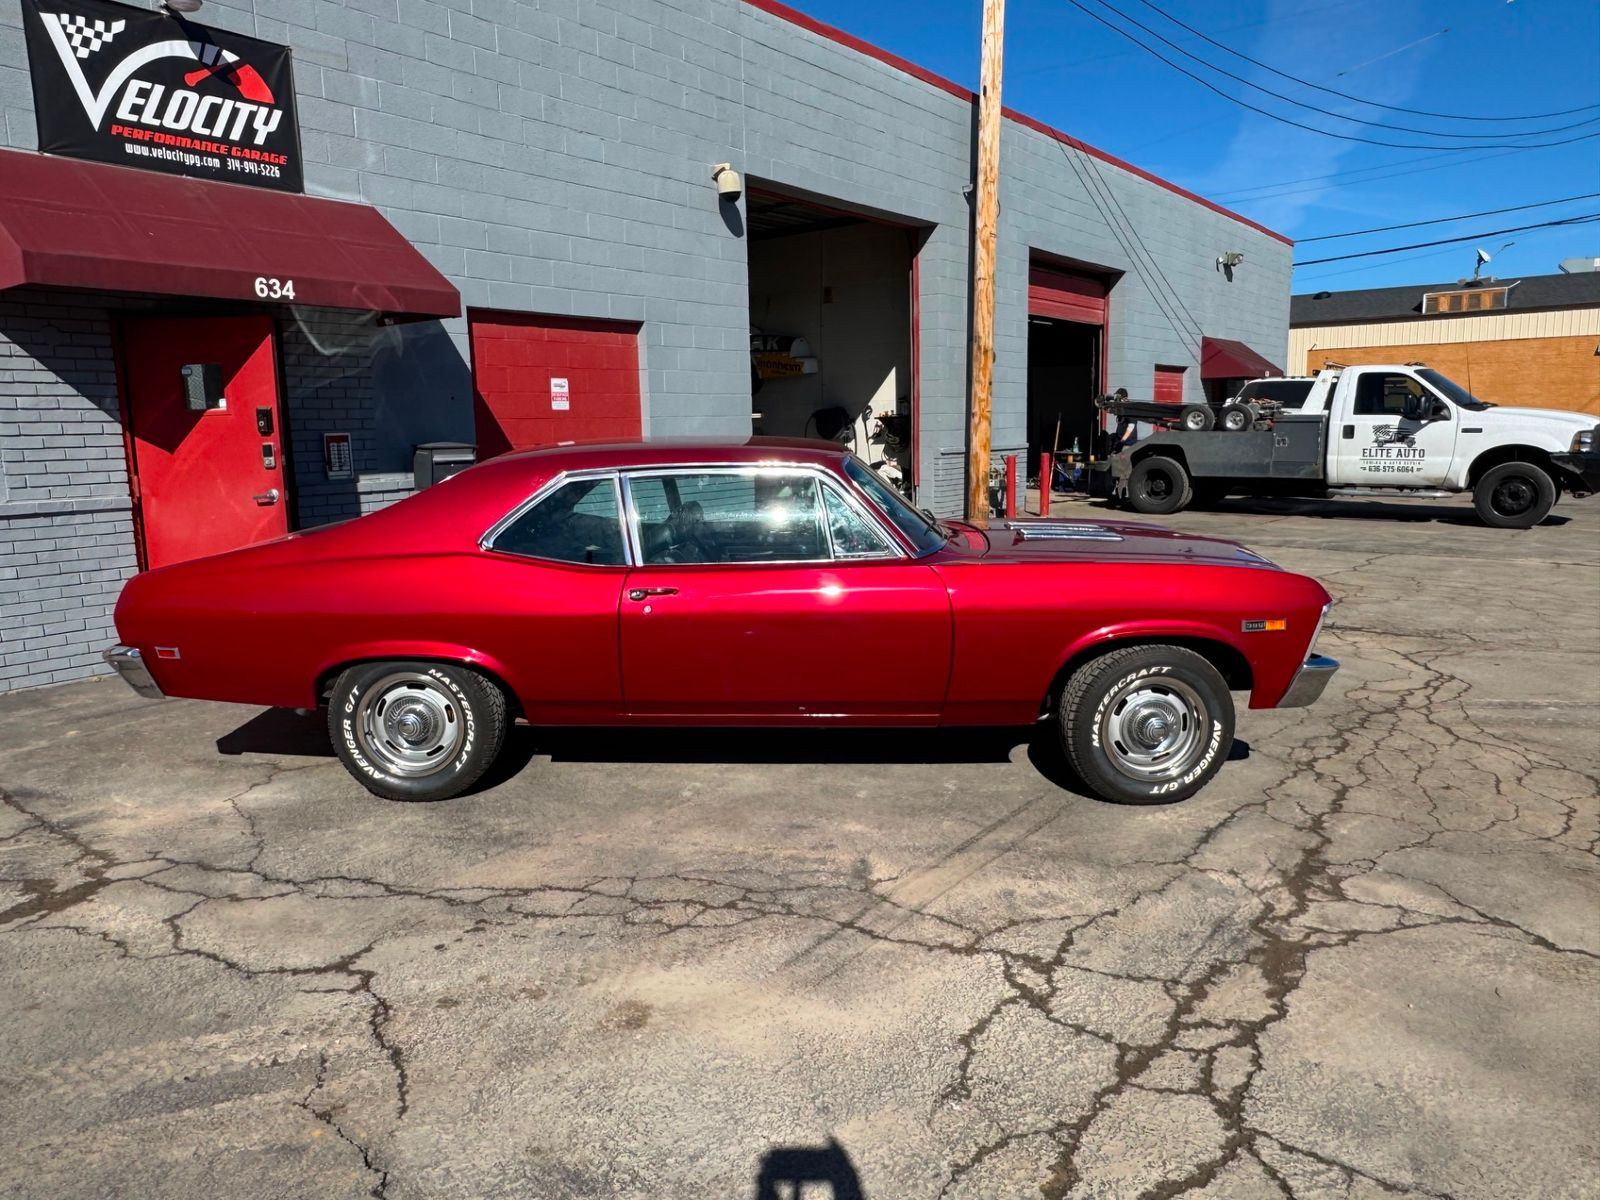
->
[[0, 0, 1291, 690]]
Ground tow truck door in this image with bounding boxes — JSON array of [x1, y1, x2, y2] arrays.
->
[[1328, 369, 1458, 487]]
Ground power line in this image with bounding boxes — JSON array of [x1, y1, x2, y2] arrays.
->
[[1075, 0, 1600, 141], [1294, 214, 1600, 266], [1300, 193, 1600, 242], [1211, 147, 1519, 203], [1061, 0, 1600, 152], [1129, 0, 1600, 123]]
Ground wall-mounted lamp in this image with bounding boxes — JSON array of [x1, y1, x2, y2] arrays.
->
[[712, 162, 742, 203], [161, 0, 204, 12], [1216, 250, 1244, 281]]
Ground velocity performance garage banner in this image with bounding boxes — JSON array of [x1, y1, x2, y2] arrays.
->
[[21, 0, 302, 192]]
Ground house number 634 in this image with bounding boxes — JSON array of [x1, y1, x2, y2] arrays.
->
[[253, 276, 296, 300]]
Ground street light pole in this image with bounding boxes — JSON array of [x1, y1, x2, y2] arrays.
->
[[965, 0, 1005, 523]]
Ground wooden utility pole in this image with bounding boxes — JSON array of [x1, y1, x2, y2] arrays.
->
[[965, 0, 1005, 522]]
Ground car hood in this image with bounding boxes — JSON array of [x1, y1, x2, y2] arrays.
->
[[1477, 406, 1595, 440], [949, 518, 1278, 568]]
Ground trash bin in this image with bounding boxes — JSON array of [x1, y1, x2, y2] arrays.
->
[[413, 442, 477, 490]]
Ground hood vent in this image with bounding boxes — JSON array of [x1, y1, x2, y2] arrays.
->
[[1005, 522, 1125, 542]]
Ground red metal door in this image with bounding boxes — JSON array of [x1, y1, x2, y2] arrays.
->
[[122, 316, 287, 569], [470, 312, 641, 456], [1153, 364, 1187, 405]]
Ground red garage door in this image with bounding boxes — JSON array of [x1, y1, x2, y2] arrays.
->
[[470, 312, 642, 457], [1153, 364, 1187, 405]]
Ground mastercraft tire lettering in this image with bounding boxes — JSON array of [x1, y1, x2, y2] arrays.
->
[[327, 661, 507, 802]]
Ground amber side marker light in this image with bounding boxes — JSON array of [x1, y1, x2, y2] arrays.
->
[[1241, 619, 1287, 633]]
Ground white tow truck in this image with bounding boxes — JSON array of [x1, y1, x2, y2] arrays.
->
[[1109, 364, 1600, 528]]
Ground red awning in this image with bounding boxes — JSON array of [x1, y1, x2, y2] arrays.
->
[[0, 149, 458, 321], [1201, 336, 1282, 380]]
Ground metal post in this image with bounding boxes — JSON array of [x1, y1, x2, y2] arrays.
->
[[1004, 453, 1017, 517], [1039, 452, 1051, 517]]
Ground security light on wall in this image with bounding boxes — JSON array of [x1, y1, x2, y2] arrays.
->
[[1216, 251, 1244, 282], [160, 0, 203, 12], [712, 163, 742, 203]]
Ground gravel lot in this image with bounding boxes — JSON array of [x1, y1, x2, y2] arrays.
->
[[2, 493, 1597, 1199]]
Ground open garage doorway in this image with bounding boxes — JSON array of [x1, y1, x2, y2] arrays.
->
[[745, 186, 924, 498], [1027, 317, 1102, 470], [1027, 262, 1110, 480]]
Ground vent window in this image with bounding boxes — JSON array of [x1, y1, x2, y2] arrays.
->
[[1422, 287, 1508, 315]]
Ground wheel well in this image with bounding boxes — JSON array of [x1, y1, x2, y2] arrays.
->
[[315, 657, 524, 719], [1129, 445, 1189, 474], [1466, 444, 1555, 488], [1040, 636, 1254, 716]]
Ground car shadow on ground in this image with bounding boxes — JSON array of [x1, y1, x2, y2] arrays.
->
[[1080, 496, 1570, 527], [754, 1139, 865, 1198], [216, 707, 1251, 806]]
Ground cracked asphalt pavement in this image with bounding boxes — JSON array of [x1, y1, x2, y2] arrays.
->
[[2, 494, 1597, 1199]]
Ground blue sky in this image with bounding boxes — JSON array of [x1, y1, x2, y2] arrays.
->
[[783, 0, 1600, 292]]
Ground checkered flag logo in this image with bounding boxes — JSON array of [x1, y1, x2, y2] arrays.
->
[[55, 13, 126, 59], [1373, 424, 1395, 442]]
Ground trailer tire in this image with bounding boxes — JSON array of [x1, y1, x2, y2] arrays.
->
[[1218, 404, 1253, 432], [1179, 404, 1215, 432], [1127, 456, 1193, 515], [1473, 461, 1555, 529]]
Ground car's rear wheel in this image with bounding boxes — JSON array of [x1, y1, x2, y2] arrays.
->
[[328, 661, 507, 801], [1059, 645, 1234, 804], [1126, 456, 1193, 515]]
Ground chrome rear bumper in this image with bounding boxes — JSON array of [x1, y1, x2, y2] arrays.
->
[[1277, 654, 1339, 708], [104, 645, 165, 700]]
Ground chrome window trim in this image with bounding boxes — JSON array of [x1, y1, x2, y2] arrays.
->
[[478, 469, 633, 567], [817, 476, 899, 560], [619, 463, 909, 567]]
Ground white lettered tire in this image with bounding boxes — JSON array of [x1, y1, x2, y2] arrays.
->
[[328, 660, 507, 801], [1059, 645, 1235, 804]]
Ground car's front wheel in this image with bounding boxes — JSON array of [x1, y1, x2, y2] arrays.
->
[[328, 660, 507, 801], [1059, 645, 1235, 804]]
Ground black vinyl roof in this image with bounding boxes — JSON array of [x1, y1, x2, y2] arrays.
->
[[1291, 270, 1600, 327]]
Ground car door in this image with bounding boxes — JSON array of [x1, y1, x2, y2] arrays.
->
[[475, 471, 629, 722], [617, 466, 952, 722], [1329, 370, 1457, 487]]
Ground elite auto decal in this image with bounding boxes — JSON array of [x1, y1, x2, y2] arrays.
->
[[22, 0, 302, 192]]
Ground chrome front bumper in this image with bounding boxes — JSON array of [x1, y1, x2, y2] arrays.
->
[[104, 645, 165, 700], [1277, 654, 1339, 708]]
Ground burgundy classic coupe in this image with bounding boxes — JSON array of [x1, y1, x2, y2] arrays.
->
[[107, 439, 1337, 804]]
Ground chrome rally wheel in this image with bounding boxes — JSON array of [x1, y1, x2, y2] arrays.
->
[[328, 660, 508, 801], [1098, 674, 1209, 785], [354, 672, 467, 777]]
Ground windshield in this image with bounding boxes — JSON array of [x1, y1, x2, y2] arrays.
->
[[844, 457, 946, 555], [1417, 368, 1493, 411]]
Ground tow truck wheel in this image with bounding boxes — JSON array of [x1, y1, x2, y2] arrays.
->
[[1473, 461, 1555, 529], [1179, 404, 1215, 432], [1218, 404, 1253, 432], [1127, 456, 1193, 515]]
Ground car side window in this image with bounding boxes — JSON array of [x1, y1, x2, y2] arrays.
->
[[821, 481, 895, 558], [492, 477, 626, 566], [629, 470, 829, 564], [1353, 373, 1422, 417]]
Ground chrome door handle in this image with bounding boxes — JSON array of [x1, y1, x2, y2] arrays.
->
[[253, 489, 280, 506], [628, 587, 678, 601]]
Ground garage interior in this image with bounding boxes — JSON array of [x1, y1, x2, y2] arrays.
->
[[745, 187, 921, 495], [1027, 315, 1103, 476], [1026, 262, 1112, 484]]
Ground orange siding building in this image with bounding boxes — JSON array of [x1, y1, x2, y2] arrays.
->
[[1290, 272, 1600, 416]]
